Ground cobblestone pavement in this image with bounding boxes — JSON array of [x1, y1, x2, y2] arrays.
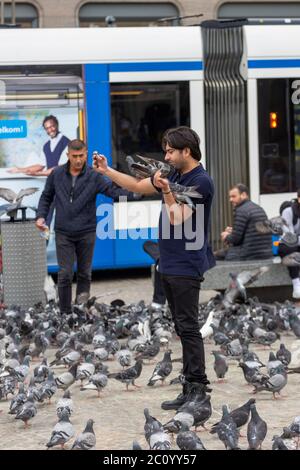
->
[[0, 269, 300, 450]]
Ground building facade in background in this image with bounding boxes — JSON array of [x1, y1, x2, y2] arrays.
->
[[0, 1, 300, 28]]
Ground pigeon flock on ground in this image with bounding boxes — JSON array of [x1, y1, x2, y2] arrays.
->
[[0, 268, 300, 450]]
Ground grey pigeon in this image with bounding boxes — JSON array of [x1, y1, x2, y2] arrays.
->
[[55, 363, 78, 390], [176, 423, 206, 450], [46, 409, 75, 449], [276, 344, 291, 366], [247, 403, 267, 450], [212, 351, 228, 381], [255, 216, 288, 235], [212, 405, 240, 450], [147, 350, 172, 386], [179, 395, 212, 431], [15, 393, 37, 427], [253, 365, 287, 398], [126, 154, 172, 179], [289, 313, 300, 338], [144, 408, 164, 445], [272, 435, 289, 450], [80, 372, 108, 397], [108, 359, 143, 391], [71, 419, 96, 450], [39, 370, 57, 403], [211, 398, 255, 432], [56, 390, 74, 418]]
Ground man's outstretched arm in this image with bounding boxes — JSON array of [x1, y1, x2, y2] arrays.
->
[[93, 154, 157, 195]]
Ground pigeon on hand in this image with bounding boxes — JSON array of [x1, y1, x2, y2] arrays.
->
[[147, 350, 172, 386], [0, 187, 39, 218], [247, 403, 268, 450], [71, 419, 96, 450], [126, 155, 172, 179], [46, 409, 75, 449]]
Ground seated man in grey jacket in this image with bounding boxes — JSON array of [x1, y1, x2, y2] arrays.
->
[[217, 183, 272, 261]]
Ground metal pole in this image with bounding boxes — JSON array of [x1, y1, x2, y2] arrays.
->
[[11, 0, 16, 24], [0, 1, 4, 25]]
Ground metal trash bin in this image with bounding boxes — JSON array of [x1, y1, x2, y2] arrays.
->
[[0, 208, 47, 309]]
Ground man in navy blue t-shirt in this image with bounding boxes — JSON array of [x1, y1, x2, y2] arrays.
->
[[93, 126, 215, 409]]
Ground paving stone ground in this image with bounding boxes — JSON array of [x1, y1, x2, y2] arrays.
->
[[0, 268, 300, 450]]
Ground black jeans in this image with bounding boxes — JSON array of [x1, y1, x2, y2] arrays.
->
[[55, 231, 96, 313], [278, 243, 300, 279], [161, 274, 208, 385], [153, 261, 167, 305]]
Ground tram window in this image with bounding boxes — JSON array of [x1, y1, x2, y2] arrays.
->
[[258, 78, 300, 194], [110, 82, 190, 177], [0, 65, 83, 170]]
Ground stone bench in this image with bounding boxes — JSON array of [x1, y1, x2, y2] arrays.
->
[[201, 258, 292, 302]]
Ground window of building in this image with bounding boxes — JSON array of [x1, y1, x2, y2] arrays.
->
[[78, 2, 179, 27], [218, 2, 300, 20], [258, 78, 300, 194], [0, 2, 38, 28]]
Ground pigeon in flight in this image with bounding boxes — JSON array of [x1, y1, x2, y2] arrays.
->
[[0, 187, 39, 218]]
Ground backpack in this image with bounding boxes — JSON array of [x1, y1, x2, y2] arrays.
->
[[279, 199, 299, 226]]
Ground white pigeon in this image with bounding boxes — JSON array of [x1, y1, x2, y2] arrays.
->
[[200, 310, 216, 339]]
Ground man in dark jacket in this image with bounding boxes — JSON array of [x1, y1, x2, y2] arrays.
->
[[36, 139, 129, 317], [220, 183, 272, 260]]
